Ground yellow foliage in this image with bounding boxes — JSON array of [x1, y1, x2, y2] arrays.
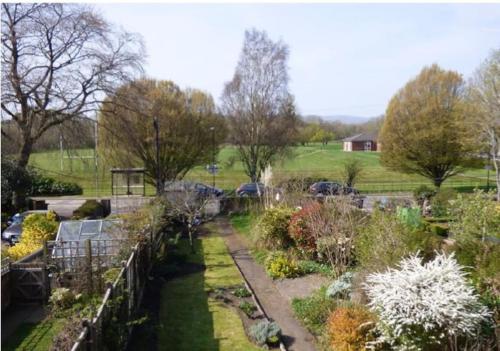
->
[[6, 241, 41, 261], [328, 306, 375, 351], [5, 212, 58, 261]]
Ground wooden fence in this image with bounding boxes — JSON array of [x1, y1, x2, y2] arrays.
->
[[70, 236, 157, 351]]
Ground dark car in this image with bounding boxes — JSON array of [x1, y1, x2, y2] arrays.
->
[[1, 210, 59, 245], [164, 181, 224, 198], [309, 181, 342, 196], [236, 183, 266, 197]]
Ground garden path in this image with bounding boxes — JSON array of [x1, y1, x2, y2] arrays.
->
[[215, 217, 317, 351]]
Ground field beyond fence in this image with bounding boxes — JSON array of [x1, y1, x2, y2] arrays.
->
[[28, 143, 493, 196]]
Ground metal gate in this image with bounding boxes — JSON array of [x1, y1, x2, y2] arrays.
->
[[10, 263, 50, 303]]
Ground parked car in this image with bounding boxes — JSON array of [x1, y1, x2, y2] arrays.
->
[[309, 181, 360, 196], [1, 210, 60, 245], [164, 181, 224, 198], [309, 181, 342, 196], [236, 183, 265, 197]]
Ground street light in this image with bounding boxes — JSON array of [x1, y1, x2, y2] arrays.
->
[[153, 116, 161, 196], [210, 126, 215, 188]]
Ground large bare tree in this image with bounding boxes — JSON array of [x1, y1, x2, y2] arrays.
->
[[221, 29, 297, 182], [468, 49, 500, 200], [1, 3, 144, 168]]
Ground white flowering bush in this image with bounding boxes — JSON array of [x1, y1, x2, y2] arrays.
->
[[364, 252, 491, 350]]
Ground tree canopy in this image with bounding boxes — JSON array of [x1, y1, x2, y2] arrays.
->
[[380, 64, 473, 187], [98, 79, 226, 190]]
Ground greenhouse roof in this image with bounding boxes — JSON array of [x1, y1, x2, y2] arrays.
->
[[55, 219, 124, 242]]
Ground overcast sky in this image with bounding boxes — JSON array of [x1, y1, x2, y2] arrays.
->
[[96, 3, 500, 118]]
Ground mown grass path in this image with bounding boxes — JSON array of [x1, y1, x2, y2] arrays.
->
[[157, 228, 260, 351]]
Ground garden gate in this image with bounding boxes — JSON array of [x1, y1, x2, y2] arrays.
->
[[9, 262, 50, 303]]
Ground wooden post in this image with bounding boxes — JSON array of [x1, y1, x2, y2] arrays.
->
[[43, 240, 49, 266], [85, 239, 93, 295]]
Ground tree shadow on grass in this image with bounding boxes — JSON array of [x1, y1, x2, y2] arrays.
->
[[128, 237, 220, 351], [1, 318, 59, 351]]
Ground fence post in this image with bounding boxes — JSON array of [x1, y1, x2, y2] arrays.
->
[[85, 239, 93, 295], [43, 240, 49, 266]]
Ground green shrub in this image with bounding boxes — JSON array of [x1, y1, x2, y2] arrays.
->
[[103, 267, 122, 285], [291, 287, 337, 335], [297, 260, 334, 277], [249, 320, 281, 346], [413, 185, 436, 206], [356, 210, 440, 271], [430, 188, 457, 217], [31, 174, 82, 196], [265, 251, 302, 279], [254, 205, 294, 250], [73, 200, 105, 219], [429, 223, 449, 237], [239, 301, 257, 317], [232, 285, 251, 298]]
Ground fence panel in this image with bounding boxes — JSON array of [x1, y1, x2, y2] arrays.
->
[[69, 241, 152, 351]]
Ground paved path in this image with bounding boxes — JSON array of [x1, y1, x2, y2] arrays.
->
[[215, 218, 316, 351]]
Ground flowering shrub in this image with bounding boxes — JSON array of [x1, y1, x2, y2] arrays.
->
[[265, 251, 302, 279], [49, 288, 79, 310], [364, 252, 492, 350], [328, 306, 375, 351], [254, 205, 295, 250], [6, 212, 59, 261], [288, 202, 322, 258]]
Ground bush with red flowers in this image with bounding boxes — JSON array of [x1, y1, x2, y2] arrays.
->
[[288, 202, 322, 258]]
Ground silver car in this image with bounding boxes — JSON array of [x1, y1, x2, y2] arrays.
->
[[1, 210, 59, 245]]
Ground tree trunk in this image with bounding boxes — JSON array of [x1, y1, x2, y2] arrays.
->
[[493, 154, 500, 201], [17, 136, 34, 169], [433, 176, 443, 188]]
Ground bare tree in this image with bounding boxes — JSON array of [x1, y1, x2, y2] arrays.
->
[[1, 3, 144, 168], [468, 49, 500, 201], [221, 28, 298, 182], [165, 185, 215, 252]]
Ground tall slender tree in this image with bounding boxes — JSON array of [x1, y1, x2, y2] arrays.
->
[[380, 64, 473, 187], [1, 3, 143, 168], [467, 49, 500, 200], [221, 29, 297, 182]]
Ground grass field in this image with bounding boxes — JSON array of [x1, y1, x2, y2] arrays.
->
[[1, 318, 64, 351], [28, 142, 491, 196]]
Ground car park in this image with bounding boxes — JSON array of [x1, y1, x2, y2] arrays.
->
[[1, 210, 60, 245]]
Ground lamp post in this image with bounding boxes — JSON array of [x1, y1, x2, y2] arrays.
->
[[153, 116, 161, 196], [210, 126, 215, 188]]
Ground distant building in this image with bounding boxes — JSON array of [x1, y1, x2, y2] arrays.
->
[[343, 132, 380, 152]]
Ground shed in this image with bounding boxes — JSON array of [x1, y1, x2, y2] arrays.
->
[[342, 132, 380, 152]]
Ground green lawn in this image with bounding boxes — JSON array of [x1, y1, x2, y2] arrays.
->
[[2, 318, 64, 351], [157, 231, 260, 351], [28, 143, 490, 195]]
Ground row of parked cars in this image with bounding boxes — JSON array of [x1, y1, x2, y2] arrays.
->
[[2, 181, 360, 245], [166, 180, 359, 198]]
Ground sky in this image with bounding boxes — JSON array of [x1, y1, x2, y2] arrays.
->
[[97, 3, 500, 118]]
